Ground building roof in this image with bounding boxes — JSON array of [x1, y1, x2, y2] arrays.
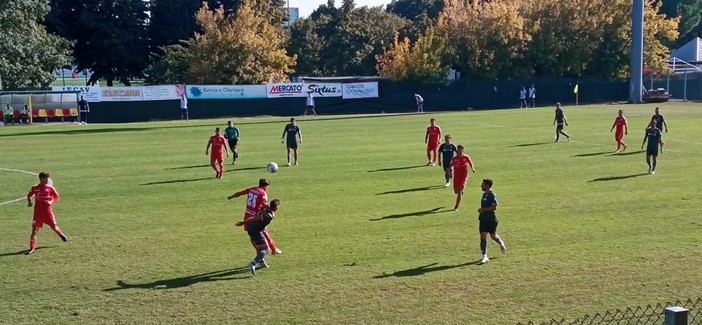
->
[[670, 37, 702, 62]]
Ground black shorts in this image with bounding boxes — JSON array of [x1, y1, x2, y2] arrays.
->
[[479, 219, 498, 233], [287, 141, 298, 149], [556, 123, 564, 130], [248, 229, 267, 246], [228, 139, 238, 148], [646, 147, 658, 156]]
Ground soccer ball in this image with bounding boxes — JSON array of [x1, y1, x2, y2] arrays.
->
[[267, 162, 278, 173]]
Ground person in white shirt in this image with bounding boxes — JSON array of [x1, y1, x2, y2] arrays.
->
[[414, 94, 424, 113], [180, 94, 189, 121], [528, 85, 536, 107], [304, 91, 317, 117], [519, 86, 527, 108]]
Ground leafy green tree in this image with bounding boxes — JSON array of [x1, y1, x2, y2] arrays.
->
[[149, 0, 202, 51], [144, 44, 189, 85], [376, 27, 449, 86], [184, 1, 295, 84], [386, 0, 443, 21], [46, 0, 150, 86], [660, 0, 702, 47], [0, 0, 71, 89]]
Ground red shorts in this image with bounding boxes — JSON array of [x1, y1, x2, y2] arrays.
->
[[242, 213, 254, 231], [615, 132, 624, 141], [32, 212, 57, 229], [427, 142, 439, 151], [210, 153, 223, 164], [453, 176, 467, 193]]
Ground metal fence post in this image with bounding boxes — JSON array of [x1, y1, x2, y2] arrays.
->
[[665, 306, 688, 325]]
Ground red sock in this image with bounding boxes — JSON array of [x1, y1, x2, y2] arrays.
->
[[263, 229, 277, 252], [30, 240, 36, 250]]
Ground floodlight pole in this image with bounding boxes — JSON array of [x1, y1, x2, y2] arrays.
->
[[629, 0, 644, 103]]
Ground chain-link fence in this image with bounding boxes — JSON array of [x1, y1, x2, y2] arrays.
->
[[518, 298, 702, 325]]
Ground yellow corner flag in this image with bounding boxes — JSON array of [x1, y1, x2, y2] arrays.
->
[[573, 84, 579, 94]]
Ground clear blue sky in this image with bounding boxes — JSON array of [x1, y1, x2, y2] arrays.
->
[[288, 0, 392, 18]]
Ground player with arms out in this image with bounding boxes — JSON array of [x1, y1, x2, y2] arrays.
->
[[449, 145, 475, 211], [477, 178, 506, 264], [553, 102, 570, 142], [205, 127, 230, 179], [224, 121, 240, 165], [281, 118, 302, 166], [26, 172, 67, 255], [610, 109, 628, 152], [236, 199, 281, 275], [425, 118, 442, 166], [228, 179, 281, 254], [438, 135, 457, 187], [641, 120, 664, 175]]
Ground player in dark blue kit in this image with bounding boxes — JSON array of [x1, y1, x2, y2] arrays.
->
[[437, 135, 458, 187], [281, 118, 302, 166], [651, 107, 668, 133], [641, 120, 664, 175], [552, 102, 570, 142], [236, 199, 281, 276], [477, 179, 506, 264]]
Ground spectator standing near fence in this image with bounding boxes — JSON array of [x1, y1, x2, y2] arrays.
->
[[519, 86, 527, 108], [78, 96, 90, 125], [3, 104, 14, 125], [180, 94, 189, 121], [303, 91, 317, 117], [528, 85, 536, 107], [414, 94, 424, 113]]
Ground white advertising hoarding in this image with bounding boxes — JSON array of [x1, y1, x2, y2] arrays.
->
[[51, 86, 101, 102], [99, 87, 143, 101], [142, 85, 180, 101], [342, 82, 379, 99], [186, 85, 267, 99], [267, 83, 343, 98]]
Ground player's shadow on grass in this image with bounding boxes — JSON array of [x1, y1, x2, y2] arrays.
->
[[589, 173, 649, 182], [370, 207, 445, 221], [104, 268, 250, 291], [368, 165, 427, 173], [165, 164, 211, 170], [0, 247, 52, 257], [609, 150, 644, 156], [374, 261, 484, 278], [573, 151, 611, 157], [140, 177, 213, 186], [230, 166, 266, 172], [377, 185, 444, 195], [509, 142, 553, 148]]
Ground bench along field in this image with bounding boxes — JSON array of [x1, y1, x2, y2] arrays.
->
[[1, 102, 701, 324]]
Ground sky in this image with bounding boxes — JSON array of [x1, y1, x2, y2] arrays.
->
[[288, 0, 393, 18]]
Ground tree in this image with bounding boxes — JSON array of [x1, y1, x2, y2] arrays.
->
[[149, 0, 202, 52], [46, 0, 150, 86], [0, 0, 71, 89], [660, 0, 702, 46], [144, 44, 189, 85], [386, 0, 443, 21], [376, 27, 450, 86], [184, 1, 295, 84]]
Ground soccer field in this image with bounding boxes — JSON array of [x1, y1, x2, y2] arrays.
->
[[1, 103, 701, 324]]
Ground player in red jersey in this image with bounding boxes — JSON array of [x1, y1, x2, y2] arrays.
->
[[449, 145, 475, 211], [205, 127, 230, 179], [610, 109, 628, 152], [26, 172, 67, 255], [425, 118, 442, 166], [227, 178, 281, 254]]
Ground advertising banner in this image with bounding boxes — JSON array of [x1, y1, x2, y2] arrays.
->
[[142, 85, 180, 101], [186, 85, 267, 99], [99, 87, 143, 102], [267, 83, 343, 98], [51, 86, 101, 102], [342, 82, 379, 99]]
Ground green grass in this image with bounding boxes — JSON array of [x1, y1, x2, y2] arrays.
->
[[1, 103, 702, 324]]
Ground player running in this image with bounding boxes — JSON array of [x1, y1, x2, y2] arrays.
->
[[438, 135, 457, 187], [26, 172, 67, 255], [477, 178, 506, 264], [641, 120, 664, 175], [281, 118, 302, 166], [224, 121, 240, 165], [237, 199, 281, 276], [610, 109, 628, 152], [553, 102, 570, 142], [425, 118, 442, 166], [205, 127, 230, 179], [449, 145, 475, 211], [228, 179, 281, 254]]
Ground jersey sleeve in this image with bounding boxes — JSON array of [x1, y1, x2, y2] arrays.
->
[[27, 186, 35, 200], [50, 186, 60, 202]]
